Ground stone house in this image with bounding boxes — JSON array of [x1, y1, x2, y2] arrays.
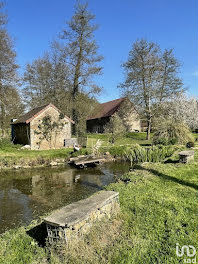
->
[[11, 103, 74, 150], [86, 98, 142, 133]]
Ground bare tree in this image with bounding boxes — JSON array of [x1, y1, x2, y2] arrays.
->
[[0, 2, 23, 136], [23, 43, 71, 111], [23, 47, 98, 131], [119, 39, 183, 140], [23, 54, 52, 108]]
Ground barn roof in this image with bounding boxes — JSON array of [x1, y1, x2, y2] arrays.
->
[[12, 103, 74, 124], [87, 98, 127, 120]]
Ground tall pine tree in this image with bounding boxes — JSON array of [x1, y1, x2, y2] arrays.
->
[[60, 2, 103, 135]]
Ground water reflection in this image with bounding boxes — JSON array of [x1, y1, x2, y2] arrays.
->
[[0, 162, 129, 233]]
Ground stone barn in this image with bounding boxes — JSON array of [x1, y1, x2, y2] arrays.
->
[[86, 98, 141, 133], [11, 103, 74, 150]]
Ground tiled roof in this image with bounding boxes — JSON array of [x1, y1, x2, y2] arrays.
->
[[12, 103, 74, 124], [87, 98, 126, 120]]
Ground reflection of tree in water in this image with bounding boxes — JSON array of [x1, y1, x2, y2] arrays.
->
[[0, 189, 32, 233], [0, 162, 129, 234]]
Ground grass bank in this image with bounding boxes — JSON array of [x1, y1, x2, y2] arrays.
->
[[0, 140, 91, 169], [0, 145, 73, 168], [1, 149, 197, 263]]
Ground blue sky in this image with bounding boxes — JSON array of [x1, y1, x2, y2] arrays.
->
[[5, 0, 198, 102]]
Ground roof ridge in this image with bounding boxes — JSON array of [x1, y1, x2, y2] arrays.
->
[[12, 103, 74, 124], [100, 97, 126, 105], [87, 97, 127, 120]]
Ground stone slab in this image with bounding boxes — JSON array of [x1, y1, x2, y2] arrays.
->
[[43, 191, 119, 227], [178, 150, 195, 156]]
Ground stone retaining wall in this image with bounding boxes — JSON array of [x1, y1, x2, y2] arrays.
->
[[44, 191, 119, 244]]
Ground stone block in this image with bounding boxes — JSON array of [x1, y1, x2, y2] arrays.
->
[[179, 150, 195, 164], [44, 191, 119, 244]]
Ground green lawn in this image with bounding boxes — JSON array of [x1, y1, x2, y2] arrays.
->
[[87, 132, 152, 149], [193, 133, 198, 144], [1, 149, 197, 263], [0, 146, 72, 159], [105, 161, 198, 263]]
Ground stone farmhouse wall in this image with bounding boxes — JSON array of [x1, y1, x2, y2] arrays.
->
[[30, 107, 71, 150], [116, 100, 141, 132], [86, 100, 141, 133]]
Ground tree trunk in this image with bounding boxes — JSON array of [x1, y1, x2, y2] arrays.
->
[[146, 117, 151, 140], [71, 33, 84, 135], [72, 107, 77, 135], [0, 103, 5, 138]]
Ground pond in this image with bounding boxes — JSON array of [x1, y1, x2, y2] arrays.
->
[[0, 162, 129, 234]]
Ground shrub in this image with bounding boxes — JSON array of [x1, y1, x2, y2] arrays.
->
[[124, 144, 176, 165], [104, 114, 126, 144], [108, 146, 127, 158], [0, 138, 21, 150], [71, 148, 91, 157], [153, 120, 194, 145], [153, 137, 169, 145], [186, 141, 195, 148], [169, 138, 178, 145]]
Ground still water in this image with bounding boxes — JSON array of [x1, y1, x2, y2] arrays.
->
[[0, 162, 129, 234]]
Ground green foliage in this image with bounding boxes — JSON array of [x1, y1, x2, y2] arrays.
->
[[0, 138, 20, 150], [104, 114, 126, 144], [100, 144, 178, 166], [153, 137, 169, 145], [71, 148, 91, 157], [73, 94, 99, 136], [108, 146, 128, 158], [169, 138, 178, 145], [153, 119, 194, 145], [77, 136, 87, 147], [124, 144, 177, 165], [153, 137, 178, 146]]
